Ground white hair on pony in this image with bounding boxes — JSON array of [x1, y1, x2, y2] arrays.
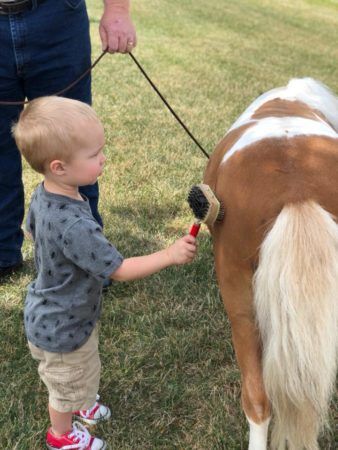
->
[[228, 77, 338, 133], [286, 78, 338, 132]]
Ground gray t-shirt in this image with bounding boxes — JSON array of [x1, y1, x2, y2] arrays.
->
[[24, 183, 123, 353]]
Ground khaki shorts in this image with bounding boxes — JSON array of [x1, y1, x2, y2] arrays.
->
[[28, 326, 101, 413]]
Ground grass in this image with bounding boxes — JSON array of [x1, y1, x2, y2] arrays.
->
[[1, 0, 337, 448]]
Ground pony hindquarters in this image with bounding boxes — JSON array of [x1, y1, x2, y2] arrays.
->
[[253, 201, 338, 450]]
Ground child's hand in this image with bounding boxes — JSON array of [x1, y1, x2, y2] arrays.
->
[[167, 235, 197, 265]]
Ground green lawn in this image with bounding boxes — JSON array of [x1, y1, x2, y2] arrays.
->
[[1, 1, 337, 448]]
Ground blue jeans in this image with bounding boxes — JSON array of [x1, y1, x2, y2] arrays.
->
[[0, 0, 102, 268]]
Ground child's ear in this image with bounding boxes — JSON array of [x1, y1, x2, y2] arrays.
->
[[49, 160, 67, 176]]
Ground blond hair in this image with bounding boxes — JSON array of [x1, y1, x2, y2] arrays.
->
[[12, 96, 100, 174]]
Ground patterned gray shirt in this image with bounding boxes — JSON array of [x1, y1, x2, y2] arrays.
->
[[24, 183, 123, 352]]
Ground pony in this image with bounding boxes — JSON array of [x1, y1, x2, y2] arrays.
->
[[203, 78, 338, 449]]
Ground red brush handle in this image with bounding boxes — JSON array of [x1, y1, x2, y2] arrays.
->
[[189, 222, 201, 237]]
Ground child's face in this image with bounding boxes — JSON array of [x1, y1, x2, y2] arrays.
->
[[65, 119, 106, 186]]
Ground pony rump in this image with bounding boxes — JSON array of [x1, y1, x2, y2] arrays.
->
[[253, 201, 338, 449]]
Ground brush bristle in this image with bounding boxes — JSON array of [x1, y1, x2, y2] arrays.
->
[[187, 185, 211, 221], [216, 206, 225, 222], [188, 184, 225, 224]]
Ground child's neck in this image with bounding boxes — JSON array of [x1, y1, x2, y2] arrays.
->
[[43, 178, 83, 201]]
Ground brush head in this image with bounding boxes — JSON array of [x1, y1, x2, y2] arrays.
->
[[188, 185, 211, 221], [187, 184, 224, 226]]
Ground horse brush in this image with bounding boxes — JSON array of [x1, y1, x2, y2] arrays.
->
[[187, 184, 225, 237]]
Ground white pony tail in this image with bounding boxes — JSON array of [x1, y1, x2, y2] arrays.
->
[[253, 201, 338, 450]]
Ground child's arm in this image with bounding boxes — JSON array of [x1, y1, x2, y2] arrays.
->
[[110, 235, 196, 282]]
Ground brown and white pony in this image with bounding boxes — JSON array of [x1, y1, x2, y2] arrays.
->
[[203, 78, 338, 450]]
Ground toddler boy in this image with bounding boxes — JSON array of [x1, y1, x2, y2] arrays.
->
[[13, 96, 196, 450]]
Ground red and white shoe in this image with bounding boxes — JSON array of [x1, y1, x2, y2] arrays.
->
[[46, 421, 106, 449], [73, 395, 111, 426]]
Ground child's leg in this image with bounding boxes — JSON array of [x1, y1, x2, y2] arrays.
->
[[48, 405, 72, 437], [28, 329, 106, 448]]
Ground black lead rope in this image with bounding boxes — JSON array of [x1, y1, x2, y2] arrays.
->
[[128, 52, 210, 159], [0, 50, 210, 159], [0, 50, 108, 106]]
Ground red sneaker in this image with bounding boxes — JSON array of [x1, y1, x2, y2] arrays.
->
[[46, 421, 106, 449], [73, 395, 111, 426]]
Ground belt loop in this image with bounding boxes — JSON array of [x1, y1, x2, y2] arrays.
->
[[31, 0, 38, 10]]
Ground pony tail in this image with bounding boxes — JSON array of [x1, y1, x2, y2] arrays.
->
[[253, 201, 338, 449]]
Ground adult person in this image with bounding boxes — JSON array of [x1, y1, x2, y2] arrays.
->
[[0, 0, 136, 278]]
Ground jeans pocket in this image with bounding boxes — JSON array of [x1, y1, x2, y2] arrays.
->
[[64, 0, 85, 10]]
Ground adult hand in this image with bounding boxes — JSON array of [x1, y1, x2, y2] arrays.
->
[[100, 2, 137, 53]]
